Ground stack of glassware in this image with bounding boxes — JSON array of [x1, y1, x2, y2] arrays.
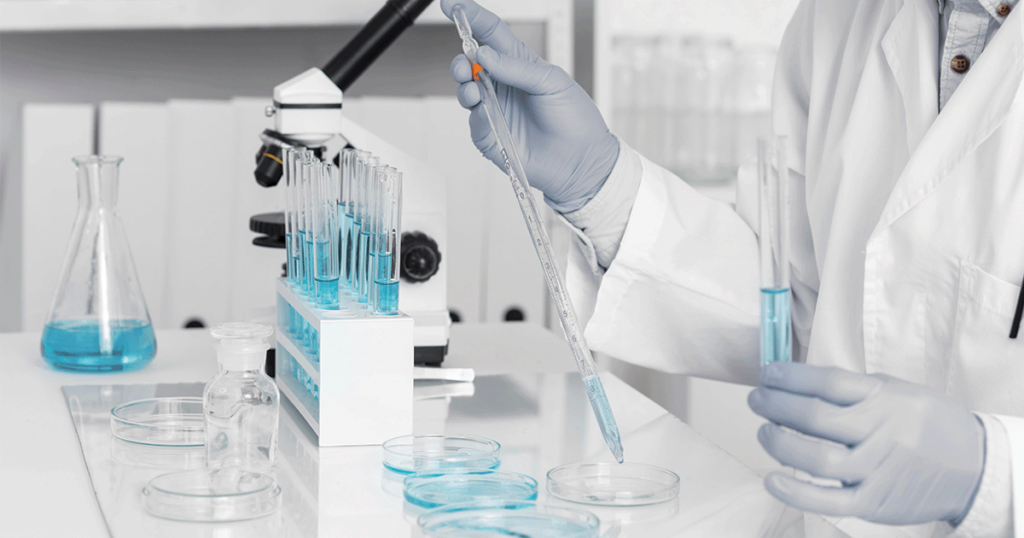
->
[[610, 35, 777, 184]]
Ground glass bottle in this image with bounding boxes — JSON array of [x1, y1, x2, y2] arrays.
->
[[40, 155, 157, 372], [204, 322, 279, 472]]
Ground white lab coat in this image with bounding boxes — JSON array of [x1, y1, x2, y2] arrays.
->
[[567, 0, 1024, 535]]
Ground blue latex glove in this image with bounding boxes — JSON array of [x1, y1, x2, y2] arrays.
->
[[748, 362, 986, 525], [440, 0, 619, 212]]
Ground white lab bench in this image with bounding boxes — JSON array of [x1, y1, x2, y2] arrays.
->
[[0, 323, 845, 537]]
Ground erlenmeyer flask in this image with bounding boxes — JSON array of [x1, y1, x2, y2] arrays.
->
[[41, 155, 157, 372]]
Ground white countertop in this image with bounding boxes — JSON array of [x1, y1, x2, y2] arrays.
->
[[0, 323, 843, 537]]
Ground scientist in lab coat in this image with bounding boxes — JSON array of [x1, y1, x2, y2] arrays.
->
[[443, 0, 1024, 535]]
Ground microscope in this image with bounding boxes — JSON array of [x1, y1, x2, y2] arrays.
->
[[250, 0, 448, 369]]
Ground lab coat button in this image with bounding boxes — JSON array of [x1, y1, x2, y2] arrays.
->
[[997, 4, 1012, 16], [951, 55, 970, 74]]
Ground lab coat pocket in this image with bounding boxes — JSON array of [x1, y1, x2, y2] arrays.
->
[[947, 260, 1024, 415]]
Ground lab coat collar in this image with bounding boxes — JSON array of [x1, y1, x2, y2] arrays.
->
[[873, 1, 1023, 238]]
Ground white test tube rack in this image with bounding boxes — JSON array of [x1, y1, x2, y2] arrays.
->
[[275, 278, 414, 447]]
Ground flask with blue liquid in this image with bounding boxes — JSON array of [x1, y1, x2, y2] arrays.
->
[[41, 155, 156, 372]]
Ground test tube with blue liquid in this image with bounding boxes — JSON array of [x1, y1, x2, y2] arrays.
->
[[357, 154, 380, 304], [301, 154, 318, 298], [366, 165, 386, 311], [758, 136, 792, 366], [348, 150, 369, 298], [339, 148, 355, 293], [373, 167, 402, 315], [313, 162, 341, 309]]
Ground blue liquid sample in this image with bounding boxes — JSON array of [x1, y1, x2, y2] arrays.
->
[[303, 236, 314, 297], [760, 288, 792, 366], [285, 233, 295, 285], [375, 280, 399, 315], [313, 239, 338, 308], [582, 375, 624, 463], [339, 208, 353, 291], [348, 219, 361, 296], [403, 474, 538, 509], [41, 319, 156, 372], [357, 230, 370, 303]]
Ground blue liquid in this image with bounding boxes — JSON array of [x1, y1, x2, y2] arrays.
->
[[303, 236, 314, 297], [760, 288, 792, 366], [403, 474, 538, 509], [41, 319, 156, 372], [314, 240, 339, 308], [285, 233, 295, 285], [357, 230, 370, 303], [374, 280, 399, 315], [348, 219, 361, 296], [582, 375, 624, 463], [339, 208, 353, 291]]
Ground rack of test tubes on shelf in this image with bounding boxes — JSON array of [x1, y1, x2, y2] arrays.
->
[[275, 147, 413, 447]]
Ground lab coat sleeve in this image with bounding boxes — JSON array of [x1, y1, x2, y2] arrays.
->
[[564, 148, 762, 386], [947, 413, 1013, 537]]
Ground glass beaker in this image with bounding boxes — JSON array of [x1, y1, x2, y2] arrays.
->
[[40, 155, 157, 372]]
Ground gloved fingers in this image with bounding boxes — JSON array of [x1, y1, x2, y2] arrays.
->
[[457, 81, 482, 109], [468, 105, 500, 162], [757, 423, 867, 483], [760, 362, 882, 406], [749, 387, 871, 446], [439, 0, 534, 59], [764, 473, 862, 517], [476, 46, 574, 95], [452, 54, 474, 83]]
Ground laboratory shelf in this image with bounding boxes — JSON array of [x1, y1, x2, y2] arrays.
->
[[0, 0, 560, 32]]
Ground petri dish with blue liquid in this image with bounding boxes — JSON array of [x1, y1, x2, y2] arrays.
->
[[417, 500, 599, 538], [403, 470, 537, 509], [382, 435, 500, 475]]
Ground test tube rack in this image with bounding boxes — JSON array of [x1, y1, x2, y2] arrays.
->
[[275, 278, 414, 447]]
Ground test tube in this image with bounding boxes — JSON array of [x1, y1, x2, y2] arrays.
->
[[339, 148, 355, 294], [356, 153, 380, 304], [373, 167, 402, 316], [366, 165, 387, 311], [302, 153, 318, 298], [284, 148, 297, 288], [294, 150, 311, 296], [758, 135, 792, 366], [348, 150, 369, 297], [313, 162, 340, 309]]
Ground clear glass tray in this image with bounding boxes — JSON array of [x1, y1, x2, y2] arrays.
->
[[142, 468, 281, 522], [382, 435, 500, 474], [417, 501, 599, 538], [403, 470, 537, 509], [110, 397, 205, 447], [547, 462, 680, 506]]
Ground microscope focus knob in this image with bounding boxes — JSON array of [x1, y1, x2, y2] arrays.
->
[[400, 232, 441, 283]]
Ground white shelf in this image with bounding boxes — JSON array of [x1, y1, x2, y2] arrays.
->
[[0, 0, 556, 32]]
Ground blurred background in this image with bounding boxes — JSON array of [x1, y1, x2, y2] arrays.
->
[[0, 0, 799, 470]]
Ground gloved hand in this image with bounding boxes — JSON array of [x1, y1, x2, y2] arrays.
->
[[748, 362, 986, 526], [440, 0, 619, 212]]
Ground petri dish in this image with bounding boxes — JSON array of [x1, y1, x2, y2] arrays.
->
[[382, 435, 500, 474], [418, 500, 599, 538], [111, 397, 205, 447], [403, 470, 538, 509], [142, 468, 282, 522], [547, 462, 680, 506]]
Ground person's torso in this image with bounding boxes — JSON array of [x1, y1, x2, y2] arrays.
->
[[794, 0, 1024, 414]]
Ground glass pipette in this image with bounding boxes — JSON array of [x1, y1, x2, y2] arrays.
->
[[452, 5, 624, 463]]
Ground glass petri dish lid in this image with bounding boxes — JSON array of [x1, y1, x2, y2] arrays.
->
[[111, 397, 205, 447], [382, 435, 500, 474], [403, 470, 538, 509], [142, 468, 281, 522], [418, 500, 599, 538], [547, 462, 680, 506]]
